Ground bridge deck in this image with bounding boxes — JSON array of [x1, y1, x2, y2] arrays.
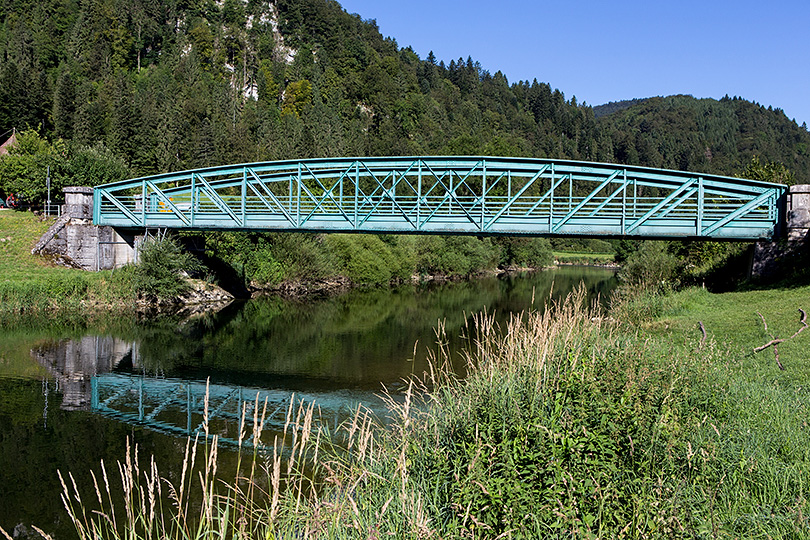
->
[[94, 157, 786, 240]]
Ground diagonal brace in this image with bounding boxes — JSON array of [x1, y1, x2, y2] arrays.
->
[[145, 181, 190, 226], [101, 190, 141, 226], [196, 174, 241, 226], [552, 171, 621, 232], [247, 169, 295, 224], [485, 165, 549, 229], [701, 190, 776, 236], [625, 180, 695, 233]]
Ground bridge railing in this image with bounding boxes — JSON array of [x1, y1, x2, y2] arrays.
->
[[94, 157, 786, 239]]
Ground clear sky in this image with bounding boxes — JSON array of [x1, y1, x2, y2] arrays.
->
[[338, 0, 810, 128]]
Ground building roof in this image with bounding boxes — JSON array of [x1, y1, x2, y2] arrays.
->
[[0, 129, 17, 156]]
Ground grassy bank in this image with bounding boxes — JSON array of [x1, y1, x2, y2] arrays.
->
[[553, 250, 616, 266], [0, 210, 559, 317], [37, 285, 810, 539], [0, 210, 134, 322]]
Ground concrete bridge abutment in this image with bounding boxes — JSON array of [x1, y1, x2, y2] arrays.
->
[[750, 184, 810, 279], [32, 186, 140, 271]]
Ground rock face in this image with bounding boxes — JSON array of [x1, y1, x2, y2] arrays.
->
[[180, 279, 235, 305]]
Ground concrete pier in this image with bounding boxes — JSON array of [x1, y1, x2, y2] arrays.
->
[[32, 186, 139, 271], [750, 184, 810, 279]]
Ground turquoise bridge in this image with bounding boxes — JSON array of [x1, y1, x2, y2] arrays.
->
[[94, 157, 787, 240], [91, 373, 386, 449]]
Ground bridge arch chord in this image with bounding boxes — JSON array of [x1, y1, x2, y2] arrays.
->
[[94, 157, 786, 240]]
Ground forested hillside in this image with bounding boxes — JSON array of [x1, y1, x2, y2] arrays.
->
[[599, 95, 810, 180], [2, 0, 809, 202]]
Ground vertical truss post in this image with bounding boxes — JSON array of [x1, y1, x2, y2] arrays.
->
[[241, 169, 247, 226], [569, 174, 573, 212], [296, 164, 302, 227], [141, 180, 147, 225], [417, 161, 422, 230], [449, 172, 454, 214], [288, 176, 292, 209], [697, 177, 704, 235], [507, 171, 512, 217], [190, 174, 196, 227], [549, 163, 555, 233], [481, 160, 487, 230], [622, 170, 627, 235], [354, 162, 359, 229], [633, 177, 638, 218]]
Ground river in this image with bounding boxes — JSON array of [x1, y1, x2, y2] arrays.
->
[[0, 266, 617, 538]]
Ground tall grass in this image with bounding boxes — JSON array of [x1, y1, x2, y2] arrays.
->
[[9, 288, 810, 539]]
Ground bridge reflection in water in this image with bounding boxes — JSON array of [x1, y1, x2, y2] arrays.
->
[[90, 373, 383, 448], [32, 333, 390, 449]]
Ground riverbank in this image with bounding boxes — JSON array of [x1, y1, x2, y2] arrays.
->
[[1, 211, 575, 319], [42, 282, 810, 539]]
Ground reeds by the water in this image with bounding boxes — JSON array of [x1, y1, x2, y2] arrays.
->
[[6, 286, 809, 539]]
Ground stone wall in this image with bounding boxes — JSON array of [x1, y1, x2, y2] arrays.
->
[[750, 184, 810, 279], [33, 186, 139, 271]]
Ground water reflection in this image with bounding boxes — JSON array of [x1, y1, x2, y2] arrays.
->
[[0, 267, 618, 537], [22, 267, 618, 446], [127, 267, 618, 389], [31, 336, 136, 410]]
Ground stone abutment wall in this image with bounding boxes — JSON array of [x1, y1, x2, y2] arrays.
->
[[33, 186, 139, 271], [750, 184, 810, 279]]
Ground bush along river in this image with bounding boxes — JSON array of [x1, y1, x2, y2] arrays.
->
[[0, 266, 617, 539]]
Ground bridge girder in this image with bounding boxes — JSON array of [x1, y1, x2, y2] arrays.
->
[[94, 157, 786, 240]]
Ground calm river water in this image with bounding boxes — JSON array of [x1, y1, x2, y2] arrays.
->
[[0, 266, 617, 538]]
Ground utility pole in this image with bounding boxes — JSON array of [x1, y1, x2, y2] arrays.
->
[[46, 165, 51, 216]]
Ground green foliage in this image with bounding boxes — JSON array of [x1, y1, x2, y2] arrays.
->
[[0, 210, 135, 321], [65, 143, 130, 186], [325, 234, 404, 284], [415, 236, 501, 276], [204, 231, 284, 286], [549, 237, 614, 254], [741, 155, 796, 185], [612, 238, 640, 263], [0, 130, 66, 202], [3, 0, 807, 187], [281, 79, 313, 118], [131, 236, 203, 300], [617, 240, 679, 291], [0, 130, 129, 203], [201, 231, 521, 288], [496, 236, 553, 267], [599, 95, 810, 181]]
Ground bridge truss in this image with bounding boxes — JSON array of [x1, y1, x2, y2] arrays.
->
[[91, 373, 385, 449], [94, 157, 786, 239]]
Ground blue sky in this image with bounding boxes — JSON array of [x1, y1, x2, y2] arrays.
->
[[338, 0, 810, 128]]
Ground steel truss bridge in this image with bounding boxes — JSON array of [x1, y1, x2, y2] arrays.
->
[[94, 157, 787, 240]]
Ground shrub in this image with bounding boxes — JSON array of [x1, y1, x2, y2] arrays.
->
[[497, 236, 553, 267], [132, 236, 202, 300], [617, 240, 679, 291]]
